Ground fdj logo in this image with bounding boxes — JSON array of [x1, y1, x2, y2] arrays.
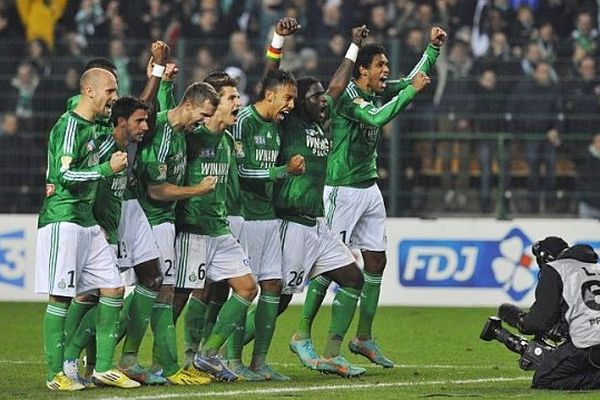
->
[[0, 230, 26, 288], [399, 228, 537, 301]]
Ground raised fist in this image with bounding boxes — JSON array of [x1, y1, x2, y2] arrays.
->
[[195, 176, 217, 195], [430, 27, 448, 47], [351, 25, 369, 46], [163, 62, 179, 82], [151, 41, 170, 65], [275, 17, 300, 36]]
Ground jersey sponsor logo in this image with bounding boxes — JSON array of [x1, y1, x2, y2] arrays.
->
[[305, 130, 330, 157], [254, 136, 266, 145], [111, 174, 127, 198], [353, 97, 370, 109], [201, 162, 229, 183], [170, 153, 186, 181], [255, 149, 278, 166], [0, 230, 26, 289], [60, 156, 72, 173], [399, 228, 537, 301]]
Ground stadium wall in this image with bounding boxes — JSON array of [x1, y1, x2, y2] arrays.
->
[[2, 215, 600, 306]]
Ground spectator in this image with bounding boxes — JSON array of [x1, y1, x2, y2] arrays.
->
[[318, 0, 343, 40], [576, 132, 600, 219], [319, 32, 346, 79], [9, 62, 39, 132], [389, 0, 417, 38], [16, 0, 67, 51], [368, 4, 391, 43], [471, 68, 510, 213], [223, 30, 257, 71], [520, 41, 558, 82], [297, 47, 319, 78], [571, 12, 598, 67], [0, 112, 19, 137], [509, 5, 535, 54], [109, 39, 132, 96], [25, 39, 52, 78], [75, 0, 105, 47], [508, 62, 564, 212]]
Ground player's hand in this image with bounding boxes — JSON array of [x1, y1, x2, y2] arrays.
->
[[110, 151, 128, 173], [411, 71, 431, 92], [163, 62, 179, 82], [195, 176, 217, 195], [275, 17, 300, 36], [286, 154, 305, 175], [430, 27, 447, 47], [151, 40, 170, 66], [351, 25, 369, 46]]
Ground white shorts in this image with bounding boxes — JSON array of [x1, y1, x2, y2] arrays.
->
[[152, 222, 176, 285], [323, 184, 387, 252], [116, 200, 161, 269], [227, 215, 245, 241], [35, 222, 122, 297], [280, 218, 355, 294], [175, 232, 251, 289], [240, 219, 282, 281]]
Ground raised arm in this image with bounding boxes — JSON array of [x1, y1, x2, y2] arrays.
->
[[384, 27, 446, 97], [157, 63, 179, 112], [139, 41, 170, 104], [326, 25, 369, 102], [342, 72, 431, 128], [263, 17, 301, 77]]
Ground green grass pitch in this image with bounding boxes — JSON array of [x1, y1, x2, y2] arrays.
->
[[0, 303, 596, 399]]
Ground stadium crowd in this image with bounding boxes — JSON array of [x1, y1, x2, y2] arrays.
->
[[2, 0, 600, 216]]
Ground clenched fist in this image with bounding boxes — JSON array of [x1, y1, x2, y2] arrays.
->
[[151, 40, 170, 66], [195, 176, 217, 195], [110, 151, 128, 173], [430, 27, 448, 47], [276, 17, 301, 36], [163, 63, 179, 82], [411, 71, 431, 92], [286, 154, 305, 175]]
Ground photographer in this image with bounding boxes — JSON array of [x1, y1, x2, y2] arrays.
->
[[498, 237, 600, 390]]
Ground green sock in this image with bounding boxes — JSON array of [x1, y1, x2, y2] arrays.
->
[[117, 292, 134, 340], [226, 310, 247, 363], [242, 306, 256, 345], [297, 275, 330, 339], [64, 305, 97, 360], [120, 284, 158, 366], [183, 297, 208, 366], [203, 293, 250, 356], [356, 271, 383, 339], [323, 287, 361, 358], [151, 303, 179, 376], [64, 300, 96, 353], [251, 291, 280, 367], [202, 300, 225, 346], [95, 295, 123, 372], [43, 303, 68, 381]]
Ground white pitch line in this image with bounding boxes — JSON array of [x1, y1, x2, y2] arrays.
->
[[95, 376, 531, 400], [0, 360, 492, 369]]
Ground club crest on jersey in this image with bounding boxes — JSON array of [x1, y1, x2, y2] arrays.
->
[[86, 140, 96, 152], [234, 141, 245, 157], [254, 136, 266, 145], [353, 97, 370, 109], [157, 164, 167, 180], [59, 156, 72, 173]]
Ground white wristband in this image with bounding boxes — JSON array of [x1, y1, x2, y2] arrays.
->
[[345, 43, 359, 62], [152, 64, 166, 78], [271, 32, 285, 49]]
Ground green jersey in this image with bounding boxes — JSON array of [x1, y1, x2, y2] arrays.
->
[[92, 132, 126, 244], [157, 81, 177, 112], [177, 125, 231, 236], [224, 130, 244, 217], [135, 110, 186, 226], [274, 96, 333, 226], [38, 111, 115, 228], [232, 105, 287, 221], [326, 44, 440, 187]]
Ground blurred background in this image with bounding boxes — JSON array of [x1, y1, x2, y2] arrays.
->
[[1, 0, 600, 220]]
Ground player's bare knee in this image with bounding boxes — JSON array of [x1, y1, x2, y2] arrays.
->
[[75, 293, 99, 303], [330, 263, 364, 290], [191, 288, 208, 303], [363, 251, 386, 274], [231, 275, 258, 301], [157, 284, 174, 304], [260, 278, 283, 294], [49, 294, 72, 305], [278, 294, 292, 315], [100, 286, 125, 298], [211, 280, 230, 303], [135, 259, 163, 292]]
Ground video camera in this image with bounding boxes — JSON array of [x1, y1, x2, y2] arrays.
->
[[480, 316, 556, 371]]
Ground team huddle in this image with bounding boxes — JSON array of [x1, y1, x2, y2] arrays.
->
[[34, 18, 447, 391]]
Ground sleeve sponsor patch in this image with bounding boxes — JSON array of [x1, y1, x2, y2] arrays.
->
[[234, 141, 245, 158], [157, 164, 167, 180], [60, 156, 73, 173], [352, 97, 370, 109]]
